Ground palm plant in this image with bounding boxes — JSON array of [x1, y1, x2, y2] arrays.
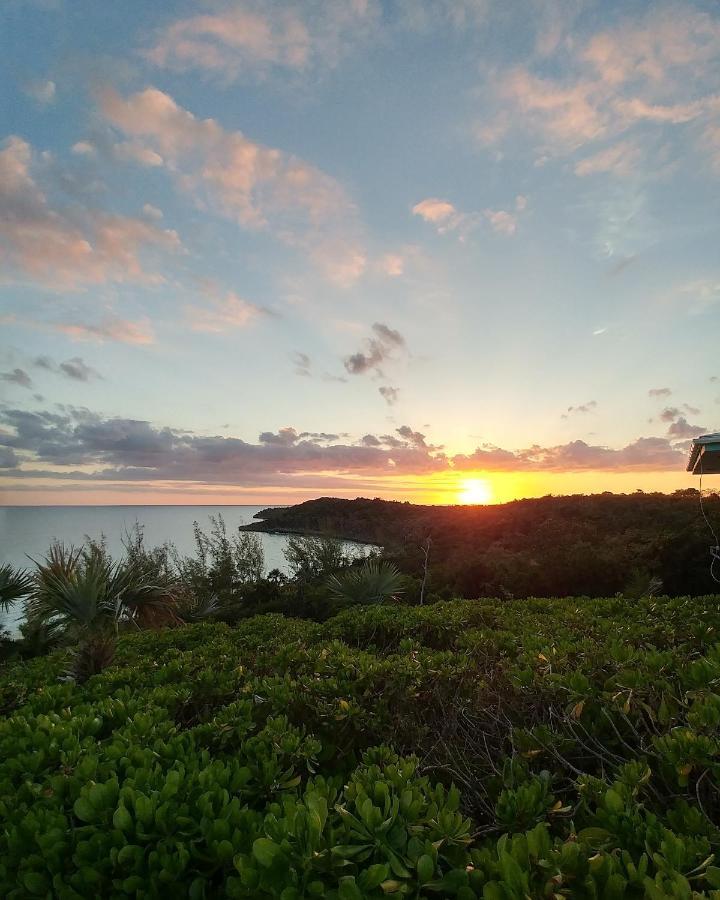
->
[[26, 542, 180, 679], [0, 564, 34, 613], [327, 559, 405, 606]]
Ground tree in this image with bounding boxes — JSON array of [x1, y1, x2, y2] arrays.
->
[[284, 535, 351, 582]]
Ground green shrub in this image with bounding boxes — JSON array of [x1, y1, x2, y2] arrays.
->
[[2, 596, 720, 896]]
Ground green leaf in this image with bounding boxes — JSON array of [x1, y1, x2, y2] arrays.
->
[[417, 854, 434, 884], [73, 797, 95, 823], [362, 864, 390, 889], [253, 837, 280, 868], [23, 872, 49, 896], [338, 876, 363, 900], [113, 804, 133, 833], [577, 827, 612, 848]]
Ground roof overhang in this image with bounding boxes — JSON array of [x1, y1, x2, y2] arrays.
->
[[687, 433, 720, 474]]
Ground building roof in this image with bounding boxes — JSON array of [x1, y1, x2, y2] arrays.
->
[[687, 433, 720, 474]]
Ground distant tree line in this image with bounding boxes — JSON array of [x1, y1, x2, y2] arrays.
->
[[244, 490, 720, 599]]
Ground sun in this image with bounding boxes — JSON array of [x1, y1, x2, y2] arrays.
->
[[458, 477, 493, 505]]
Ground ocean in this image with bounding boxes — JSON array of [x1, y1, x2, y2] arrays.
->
[[0, 505, 369, 635]]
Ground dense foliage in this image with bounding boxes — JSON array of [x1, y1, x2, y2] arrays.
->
[[2, 595, 720, 897], [0, 520, 376, 667], [245, 492, 720, 599]]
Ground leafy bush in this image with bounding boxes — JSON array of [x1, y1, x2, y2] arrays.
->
[[2, 596, 720, 896]]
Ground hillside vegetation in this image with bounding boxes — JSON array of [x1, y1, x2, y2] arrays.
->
[[244, 492, 720, 598], [2, 595, 720, 898]]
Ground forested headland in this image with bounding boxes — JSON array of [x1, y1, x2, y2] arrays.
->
[[243, 491, 720, 599]]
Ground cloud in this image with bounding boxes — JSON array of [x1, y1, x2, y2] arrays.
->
[[477, 5, 720, 172], [0, 406, 444, 482], [145, 0, 379, 81], [649, 387, 672, 397], [0, 135, 181, 288], [483, 208, 517, 235], [379, 385, 399, 406], [142, 203, 163, 220], [667, 416, 707, 439], [292, 352, 312, 377], [0, 402, 701, 487], [99, 87, 364, 283], [412, 198, 457, 224], [413, 195, 525, 238], [186, 289, 266, 333], [453, 435, 687, 472], [1, 368, 33, 389], [259, 426, 300, 446], [30, 355, 101, 381], [54, 317, 155, 345], [379, 253, 405, 277], [561, 401, 597, 419], [113, 140, 164, 167], [23, 79, 56, 104], [59, 357, 101, 382], [344, 322, 406, 376], [574, 140, 643, 176], [72, 137, 163, 168], [678, 279, 720, 314]]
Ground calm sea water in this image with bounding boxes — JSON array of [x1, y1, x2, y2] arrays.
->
[[0, 505, 369, 635]]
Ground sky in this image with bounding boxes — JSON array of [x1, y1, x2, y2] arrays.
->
[[0, 0, 718, 506]]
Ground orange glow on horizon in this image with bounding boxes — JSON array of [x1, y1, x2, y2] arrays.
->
[[457, 477, 494, 505], [0, 467, 700, 507]]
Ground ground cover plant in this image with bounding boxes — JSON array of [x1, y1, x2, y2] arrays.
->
[[2, 595, 720, 897]]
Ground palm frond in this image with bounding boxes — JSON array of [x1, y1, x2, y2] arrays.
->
[[327, 559, 405, 605], [0, 564, 34, 612]]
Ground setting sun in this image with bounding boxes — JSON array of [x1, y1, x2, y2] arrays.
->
[[458, 477, 493, 505]]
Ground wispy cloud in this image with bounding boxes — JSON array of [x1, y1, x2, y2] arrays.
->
[[561, 400, 597, 419], [186, 288, 268, 333], [23, 78, 56, 104], [574, 140, 642, 177], [0, 136, 180, 288], [477, 5, 720, 174], [1, 368, 33, 389], [292, 352, 312, 377], [99, 87, 365, 284], [32, 355, 102, 381], [54, 317, 155, 345], [145, 0, 379, 82]]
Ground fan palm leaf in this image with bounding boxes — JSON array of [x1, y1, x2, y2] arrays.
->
[[0, 564, 34, 613], [327, 559, 405, 605]]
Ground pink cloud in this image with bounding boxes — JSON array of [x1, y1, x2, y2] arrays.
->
[[454, 435, 687, 473], [55, 317, 155, 345], [483, 208, 517, 235], [187, 290, 266, 333], [0, 136, 180, 288], [480, 6, 720, 172], [414, 196, 524, 239], [499, 68, 607, 148], [147, 6, 311, 75], [99, 87, 365, 284], [574, 140, 642, 176], [412, 198, 457, 223], [145, 1, 378, 81]]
